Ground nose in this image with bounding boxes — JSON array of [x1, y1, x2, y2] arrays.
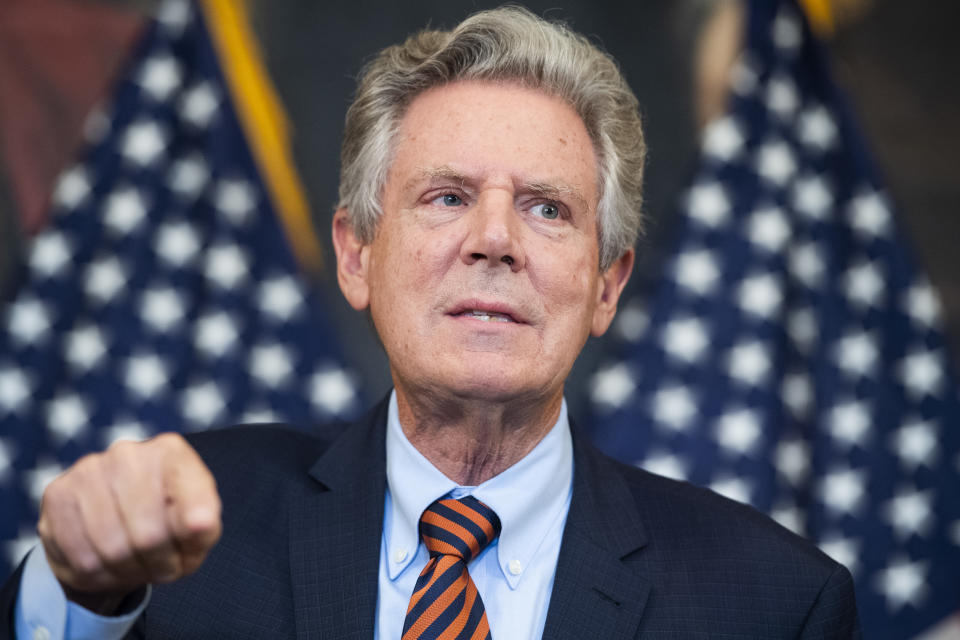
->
[[460, 192, 525, 272]]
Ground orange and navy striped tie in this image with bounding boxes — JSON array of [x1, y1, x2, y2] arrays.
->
[[402, 495, 502, 640]]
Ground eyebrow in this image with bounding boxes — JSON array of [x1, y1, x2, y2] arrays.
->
[[405, 166, 590, 211]]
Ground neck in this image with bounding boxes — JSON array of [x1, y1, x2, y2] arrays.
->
[[395, 385, 563, 486]]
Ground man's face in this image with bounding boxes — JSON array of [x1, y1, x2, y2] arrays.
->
[[335, 81, 632, 406]]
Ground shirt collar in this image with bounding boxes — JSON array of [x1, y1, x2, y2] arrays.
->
[[384, 390, 573, 589]]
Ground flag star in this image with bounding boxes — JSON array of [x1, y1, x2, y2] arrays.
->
[[241, 406, 282, 424], [730, 56, 759, 96], [204, 244, 248, 289], [828, 399, 871, 448], [833, 331, 879, 379], [674, 249, 720, 295], [728, 340, 772, 386], [122, 120, 166, 166], [3, 531, 37, 567], [818, 535, 860, 575], [83, 108, 111, 144], [709, 476, 753, 506], [47, 392, 89, 444], [85, 257, 127, 303], [749, 205, 790, 252], [26, 459, 64, 506], [157, 0, 191, 33], [890, 418, 938, 470], [819, 467, 866, 515], [844, 261, 884, 308], [638, 452, 688, 481], [848, 189, 891, 238], [29, 231, 72, 278], [652, 384, 696, 431], [250, 343, 294, 388], [590, 363, 636, 410], [156, 221, 201, 267], [104, 185, 148, 235], [195, 312, 239, 358], [702, 116, 744, 161], [883, 487, 934, 540], [0, 438, 13, 482], [101, 419, 150, 447], [0, 365, 30, 414], [614, 303, 648, 342], [772, 7, 803, 54], [875, 557, 928, 611], [755, 139, 796, 186], [180, 81, 219, 128], [797, 105, 838, 151], [715, 408, 762, 455], [168, 154, 210, 199], [215, 179, 257, 225], [138, 54, 182, 101], [310, 368, 356, 416], [770, 502, 805, 536], [775, 437, 810, 486], [766, 74, 799, 119], [787, 307, 817, 353], [140, 286, 185, 332], [903, 281, 942, 328], [52, 166, 91, 210], [687, 182, 731, 227], [258, 276, 304, 321], [6, 297, 52, 346], [951, 521, 960, 547], [182, 381, 227, 427], [781, 372, 813, 420], [898, 348, 944, 398], [125, 353, 169, 399], [66, 324, 108, 371], [788, 242, 825, 289], [662, 317, 709, 363], [792, 174, 833, 219], [738, 273, 783, 319]]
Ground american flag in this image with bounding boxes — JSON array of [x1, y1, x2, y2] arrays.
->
[[0, 0, 361, 579], [586, 0, 960, 637]]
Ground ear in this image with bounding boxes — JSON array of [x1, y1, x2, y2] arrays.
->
[[590, 248, 634, 337], [332, 208, 371, 311]]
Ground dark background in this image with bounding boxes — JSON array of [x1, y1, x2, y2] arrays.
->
[[1, 0, 957, 416]]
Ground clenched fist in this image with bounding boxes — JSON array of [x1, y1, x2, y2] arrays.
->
[[37, 433, 221, 613]]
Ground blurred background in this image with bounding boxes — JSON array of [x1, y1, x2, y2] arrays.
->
[[0, 0, 958, 637], [1, 0, 958, 402]]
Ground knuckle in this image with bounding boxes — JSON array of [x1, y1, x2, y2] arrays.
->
[[71, 550, 103, 578], [96, 533, 131, 566], [129, 521, 169, 552]]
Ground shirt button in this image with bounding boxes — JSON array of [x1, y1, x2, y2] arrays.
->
[[33, 627, 51, 640], [508, 559, 523, 576], [393, 548, 408, 563]]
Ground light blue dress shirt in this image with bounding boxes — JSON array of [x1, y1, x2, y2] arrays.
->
[[15, 391, 574, 639]]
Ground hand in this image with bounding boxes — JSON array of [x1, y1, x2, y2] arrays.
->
[[37, 433, 221, 613]]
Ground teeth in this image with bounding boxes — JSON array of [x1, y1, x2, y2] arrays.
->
[[465, 310, 512, 323]]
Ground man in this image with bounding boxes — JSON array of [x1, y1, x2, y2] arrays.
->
[[3, 6, 860, 639]]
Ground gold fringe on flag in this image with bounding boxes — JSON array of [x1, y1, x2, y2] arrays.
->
[[198, 0, 324, 274]]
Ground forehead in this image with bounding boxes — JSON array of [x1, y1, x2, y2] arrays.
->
[[389, 80, 600, 205]]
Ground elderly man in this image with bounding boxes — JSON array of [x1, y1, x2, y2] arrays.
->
[[3, 6, 859, 639]]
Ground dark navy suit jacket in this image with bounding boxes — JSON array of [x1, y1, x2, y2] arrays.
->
[[2, 397, 860, 638]]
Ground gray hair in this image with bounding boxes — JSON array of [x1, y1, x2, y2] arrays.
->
[[337, 5, 646, 269]]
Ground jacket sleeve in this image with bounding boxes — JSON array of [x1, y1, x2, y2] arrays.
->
[[798, 563, 862, 639]]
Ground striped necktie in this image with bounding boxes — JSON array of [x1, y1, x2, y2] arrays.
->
[[402, 495, 502, 640]]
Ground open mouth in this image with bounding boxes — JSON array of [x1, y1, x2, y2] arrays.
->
[[457, 309, 515, 323]]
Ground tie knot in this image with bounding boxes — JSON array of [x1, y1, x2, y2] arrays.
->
[[419, 495, 501, 563]]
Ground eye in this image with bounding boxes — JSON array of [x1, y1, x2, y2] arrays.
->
[[531, 202, 560, 219], [438, 193, 462, 206]]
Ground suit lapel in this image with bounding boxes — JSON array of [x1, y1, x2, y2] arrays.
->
[[289, 399, 390, 640], [542, 432, 651, 640]]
